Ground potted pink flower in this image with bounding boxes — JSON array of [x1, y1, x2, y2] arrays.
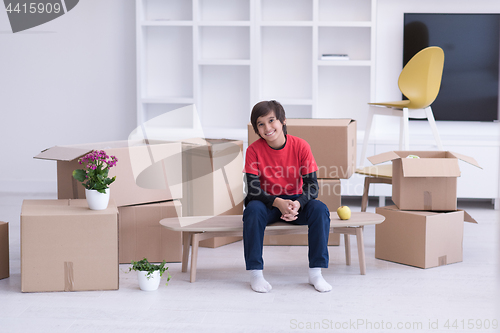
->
[[72, 150, 118, 210]]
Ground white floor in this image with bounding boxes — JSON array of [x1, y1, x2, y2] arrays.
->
[[0, 192, 499, 333]]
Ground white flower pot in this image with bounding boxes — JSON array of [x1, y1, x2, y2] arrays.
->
[[85, 188, 110, 210], [137, 270, 161, 291]]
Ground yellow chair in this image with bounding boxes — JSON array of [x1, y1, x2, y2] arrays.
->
[[356, 46, 445, 211]]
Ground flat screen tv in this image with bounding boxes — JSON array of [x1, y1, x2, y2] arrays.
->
[[403, 13, 500, 122]]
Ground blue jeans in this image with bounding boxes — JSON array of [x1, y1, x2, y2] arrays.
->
[[242, 195, 330, 270]]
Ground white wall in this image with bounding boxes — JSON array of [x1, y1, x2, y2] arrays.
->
[[0, 0, 136, 192], [2, 0, 500, 195]]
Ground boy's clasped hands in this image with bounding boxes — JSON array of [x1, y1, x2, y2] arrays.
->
[[273, 197, 300, 221]]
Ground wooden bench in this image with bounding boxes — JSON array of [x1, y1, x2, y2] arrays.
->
[[160, 212, 385, 282]]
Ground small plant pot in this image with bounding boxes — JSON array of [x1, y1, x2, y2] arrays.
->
[[137, 270, 161, 291], [85, 188, 110, 210]]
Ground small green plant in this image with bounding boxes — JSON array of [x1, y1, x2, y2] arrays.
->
[[129, 258, 171, 285]]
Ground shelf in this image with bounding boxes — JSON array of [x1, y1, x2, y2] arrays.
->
[[318, 0, 372, 22], [141, 26, 193, 98], [317, 21, 372, 27], [199, 0, 250, 21], [138, 0, 376, 136], [261, 0, 313, 21], [198, 59, 251, 65], [260, 98, 313, 105], [261, 26, 313, 100], [318, 60, 372, 66], [141, 97, 194, 104], [199, 26, 250, 60], [259, 21, 314, 26], [141, 20, 193, 26], [198, 21, 251, 26], [141, 0, 192, 21]]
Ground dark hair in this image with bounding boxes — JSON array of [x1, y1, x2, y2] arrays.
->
[[250, 100, 287, 137]]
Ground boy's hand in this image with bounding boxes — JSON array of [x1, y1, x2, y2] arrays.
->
[[273, 198, 300, 221], [281, 200, 300, 221]]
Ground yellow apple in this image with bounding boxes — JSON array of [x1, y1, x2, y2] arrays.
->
[[337, 205, 351, 220]]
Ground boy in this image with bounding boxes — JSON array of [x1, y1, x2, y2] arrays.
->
[[243, 100, 332, 293]]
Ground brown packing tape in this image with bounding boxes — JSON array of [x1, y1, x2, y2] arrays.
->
[[438, 255, 447, 266], [64, 261, 75, 292], [424, 191, 432, 211]]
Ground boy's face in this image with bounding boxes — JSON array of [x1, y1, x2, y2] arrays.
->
[[256, 111, 286, 148]]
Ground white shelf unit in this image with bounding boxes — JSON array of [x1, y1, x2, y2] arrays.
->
[[136, 0, 255, 140], [256, 0, 376, 121], [136, 0, 376, 140]]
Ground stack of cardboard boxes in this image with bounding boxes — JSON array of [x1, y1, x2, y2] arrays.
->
[[22, 139, 183, 292], [34, 139, 184, 265], [369, 151, 481, 268], [23, 136, 245, 292], [248, 119, 357, 246]]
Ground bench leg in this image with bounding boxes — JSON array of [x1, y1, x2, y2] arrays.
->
[[356, 227, 366, 275], [344, 234, 351, 266], [182, 232, 191, 273], [190, 233, 200, 283], [361, 177, 371, 212]]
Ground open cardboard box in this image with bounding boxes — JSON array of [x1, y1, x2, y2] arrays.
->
[[368, 151, 481, 211], [375, 205, 477, 269], [181, 138, 244, 248], [0, 222, 8, 280], [248, 119, 356, 179], [34, 139, 183, 207], [21, 199, 119, 292]]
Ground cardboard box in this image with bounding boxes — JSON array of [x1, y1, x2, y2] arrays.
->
[[0, 222, 8, 280], [248, 119, 356, 179], [181, 138, 244, 248], [264, 179, 342, 246], [118, 200, 182, 264], [375, 205, 477, 268], [34, 139, 183, 207], [21, 199, 119, 292], [368, 151, 481, 211]]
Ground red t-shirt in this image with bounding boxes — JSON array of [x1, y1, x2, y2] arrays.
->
[[244, 135, 318, 196]]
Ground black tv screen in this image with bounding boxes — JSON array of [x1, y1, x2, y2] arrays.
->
[[403, 13, 500, 122]]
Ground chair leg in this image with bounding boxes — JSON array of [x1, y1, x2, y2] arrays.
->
[[425, 106, 444, 150], [399, 116, 405, 150], [402, 108, 410, 150], [360, 106, 375, 167]]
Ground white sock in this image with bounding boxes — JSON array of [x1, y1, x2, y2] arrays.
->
[[308, 267, 332, 292], [250, 270, 272, 293]]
